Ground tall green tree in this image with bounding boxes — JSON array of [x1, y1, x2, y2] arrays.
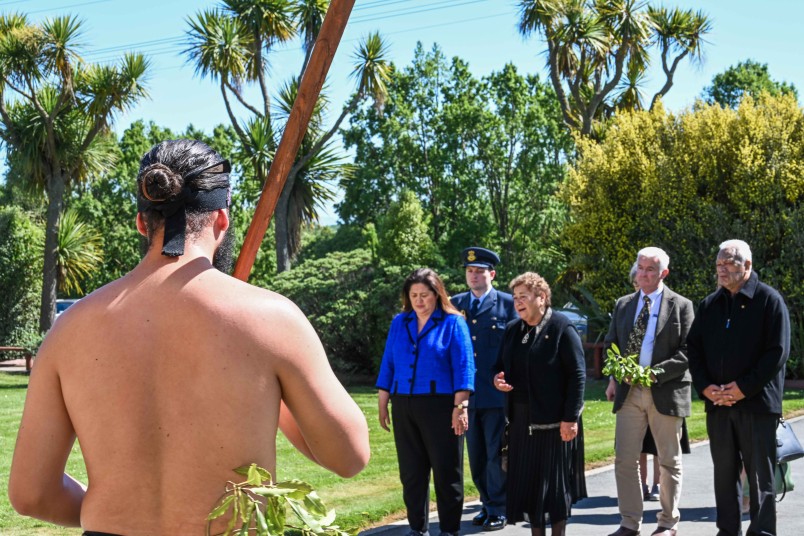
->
[[0, 13, 149, 331], [341, 43, 490, 256], [517, 0, 712, 136], [703, 59, 798, 109], [183, 1, 391, 273], [341, 45, 573, 277], [475, 64, 573, 279]]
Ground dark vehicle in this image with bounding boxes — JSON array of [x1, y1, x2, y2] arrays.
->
[[56, 299, 80, 319], [555, 306, 588, 343]]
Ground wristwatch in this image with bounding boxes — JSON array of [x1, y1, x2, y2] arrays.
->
[[454, 401, 469, 410]]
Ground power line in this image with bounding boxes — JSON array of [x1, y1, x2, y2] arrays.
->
[[96, 10, 513, 70], [352, 0, 420, 11], [351, 0, 490, 24], [27, 0, 114, 15], [32, 0, 509, 67], [85, 36, 184, 56]]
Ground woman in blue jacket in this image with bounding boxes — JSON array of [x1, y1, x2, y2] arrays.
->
[[377, 268, 475, 536]]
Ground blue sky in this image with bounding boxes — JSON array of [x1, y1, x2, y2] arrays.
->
[[8, 0, 804, 222]]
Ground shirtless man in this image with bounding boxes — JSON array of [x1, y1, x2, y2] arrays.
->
[[8, 139, 370, 535]]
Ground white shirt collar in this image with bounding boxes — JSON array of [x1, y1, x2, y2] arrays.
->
[[472, 286, 493, 304], [639, 282, 664, 304]]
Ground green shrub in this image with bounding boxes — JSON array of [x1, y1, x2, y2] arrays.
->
[[0, 207, 44, 350], [271, 249, 398, 375]]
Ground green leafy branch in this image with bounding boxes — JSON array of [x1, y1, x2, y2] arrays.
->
[[207, 463, 356, 536], [602, 343, 663, 388]]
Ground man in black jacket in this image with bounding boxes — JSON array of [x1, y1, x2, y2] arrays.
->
[[688, 239, 790, 536]]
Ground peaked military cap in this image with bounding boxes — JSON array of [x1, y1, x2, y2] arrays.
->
[[462, 246, 500, 269]]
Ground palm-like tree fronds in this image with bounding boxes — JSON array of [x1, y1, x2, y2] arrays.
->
[[518, 0, 710, 135], [274, 75, 328, 131], [57, 207, 103, 296], [40, 14, 84, 83], [351, 31, 392, 109], [612, 60, 648, 111], [224, 0, 297, 47], [286, 141, 340, 256], [517, 0, 562, 38], [184, 9, 254, 83], [5, 86, 118, 190], [78, 52, 150, 123], [291, 0, 328, 68], [649, 6, 711, 64], [235, 115, 276, 203], [0, 18, 47, 88], [0, 12, 28, 34]]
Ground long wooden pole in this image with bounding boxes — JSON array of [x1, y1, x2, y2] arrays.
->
[[232, 0, 356, 281]]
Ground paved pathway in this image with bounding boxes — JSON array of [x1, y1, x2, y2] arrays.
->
[[363, 416, 804, 536], [0, 358, 28, 373]]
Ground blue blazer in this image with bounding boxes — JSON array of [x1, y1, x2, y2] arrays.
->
[[451, 288, 516, 408], [376, 308, 475, 396]]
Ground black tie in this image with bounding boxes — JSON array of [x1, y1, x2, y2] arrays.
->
[[625, 295, 651, 357], [471, 298, 480, 317]]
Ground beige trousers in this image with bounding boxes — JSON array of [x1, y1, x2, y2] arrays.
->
[[614, 385, 683, 531]]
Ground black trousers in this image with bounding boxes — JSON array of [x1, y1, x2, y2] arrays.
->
[[466, 406, 507, 515], [392, 395, 464, 534], [707, 408, 777, 536]]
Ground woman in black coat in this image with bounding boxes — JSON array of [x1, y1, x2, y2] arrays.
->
[[494, 272, 586, 536]]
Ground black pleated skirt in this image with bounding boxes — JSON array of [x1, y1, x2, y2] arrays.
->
[[571, 414, 588, 503], [506, 401, 577, 528]]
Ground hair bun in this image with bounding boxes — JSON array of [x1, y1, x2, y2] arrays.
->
[[141, 163, 183, 202]]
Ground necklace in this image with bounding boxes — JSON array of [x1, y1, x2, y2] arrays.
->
[[520, 308, 552, 344], [521, 323, 537, 344]]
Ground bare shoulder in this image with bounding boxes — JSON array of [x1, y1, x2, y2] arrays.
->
[[205, 275, 320, 362], [213, 275, 308, 329], [36, 281, 121, 364]]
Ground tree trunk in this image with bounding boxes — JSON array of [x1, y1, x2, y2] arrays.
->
[[274, 177, 294, 273], [39, 173, 65, 333]]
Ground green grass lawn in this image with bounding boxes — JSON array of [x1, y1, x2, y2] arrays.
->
[[2, 373, 804, 534]]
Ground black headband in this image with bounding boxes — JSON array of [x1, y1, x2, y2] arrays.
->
[[137, 159, 231, 257]]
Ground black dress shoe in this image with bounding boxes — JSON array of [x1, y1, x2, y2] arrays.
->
[[607, 527, 640, 536], [472, 511, 488, 526], [483, 515, 507, 531]]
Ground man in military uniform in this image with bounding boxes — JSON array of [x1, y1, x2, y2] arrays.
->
[[451, 247, 516, 531]]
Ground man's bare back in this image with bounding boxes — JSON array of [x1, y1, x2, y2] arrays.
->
[[9, 140, 369, 535]]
